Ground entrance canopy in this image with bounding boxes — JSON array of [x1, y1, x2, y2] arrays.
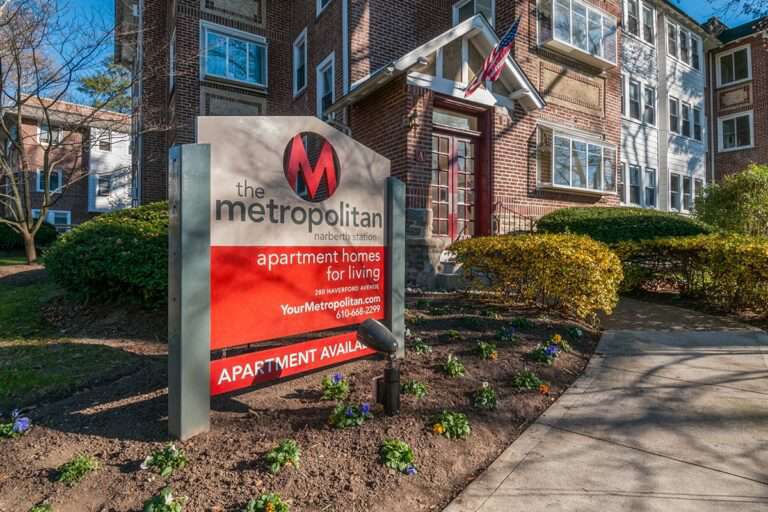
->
[[328, 14, 545, 114]]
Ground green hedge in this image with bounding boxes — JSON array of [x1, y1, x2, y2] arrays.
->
[[537, 207, 713, 244], [616, 234, 768, 315], [452, 234, 623, 322], [0, 222, 58, 251], [44, 202, 168, 305]]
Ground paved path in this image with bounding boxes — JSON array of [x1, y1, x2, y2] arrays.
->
[[445, 299, 768, 511]]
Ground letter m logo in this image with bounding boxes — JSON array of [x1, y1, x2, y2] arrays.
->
[[283, 133, 340, 202]]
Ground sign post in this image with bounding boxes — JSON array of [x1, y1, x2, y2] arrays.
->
[[168, 117, 403, 440]]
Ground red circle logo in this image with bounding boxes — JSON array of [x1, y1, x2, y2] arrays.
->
[[283, 132, 341, 203]]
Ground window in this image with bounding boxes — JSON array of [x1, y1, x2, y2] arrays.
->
[[629, 80, 641, 120], [669, 97, 679, 134], [670, 173, 682, 211], [293, 29, 308, 96], [35, 169, 63, 193], [202, 23, 267, 88], [683, 176, 693, 211], [629, 165, 641, 205], [32, 209, 70, 226], [317, 0, 332, 16], [39, 124, 62, 145], [693, 107, 703, 141], [619, 162, 627, 202], [644, 85, 656, 125], [453, 0, 495, 26], [540, 0, 617, 66], [694, 178, 704, 201], [316, 53, 335, 118], [540, 126, 616, 193], [681, 103, 691, 138], [718, 46, 751, 87], [690, 36, 701, 70], [719, 111, 753, 151], [667, 22, 677, 58], [626, 0, 639, 36], [642, 4, 654, 44], [679, 29, 690, 65], [99, 130, 112, 152], [97, 176, 111, 197], [644, 168, 657, 207]]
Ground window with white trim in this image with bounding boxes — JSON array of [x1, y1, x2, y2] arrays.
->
[[690, 35, 700, 70], [717, 46, 751, 87], [293, 29, 308, 96], [643, 85, 656, 125], [202, 23, 267, 88], [679, 29, 690, 65], [619, 162, 627, 202], [625, 0, 639, 36], [316, 53, 335, 118], [539, 0, 617, 65], [317, 0, 332, 16], [32, 209, 70, 226], [719, 111, 753, 152], [36, 169, 63, 193], [693, 107, 703, 141], [99, 130, 112, 152], [97, 176, 111, 197], [538, 126, 617, 193], [628, 80, 641, 120], [694, 178, 704, 203], [642, 4, 654, 44], [666, 22, 702, 71], [669, 97, 679, 134], [453, 0, 495, 26], [628, 165, 641, 205], [39, 124, 62, 145], [670, 172, 682, 211], [667, 22, 677, 58], [625, 0, 654, 46], [644, 168, 657, 208], [681, 102, 691, 138], [683, 176, 693, 211]]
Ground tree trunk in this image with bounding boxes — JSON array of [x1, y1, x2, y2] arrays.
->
[[22, 231, 37, 264]]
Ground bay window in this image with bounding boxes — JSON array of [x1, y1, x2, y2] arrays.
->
[[202, 23, 267, 88], [538, 126, 616, 194], [539, 0, 617, 68]]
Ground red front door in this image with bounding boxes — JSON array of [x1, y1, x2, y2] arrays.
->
[[431, 133, 477, 240]]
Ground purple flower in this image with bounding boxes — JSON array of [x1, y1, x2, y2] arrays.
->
[[332, 373, 343, 384], [345, 406, 355, 418], [360, 403, 370, 415], [544, 344, 559, 357], [13, 416, 30, 434], [405, 465, 417, 476]]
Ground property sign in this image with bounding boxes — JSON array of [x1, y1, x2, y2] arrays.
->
[[196, 117, 391, 396]]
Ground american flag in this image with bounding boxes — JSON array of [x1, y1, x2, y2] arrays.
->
[[465, 17, 521, 98]]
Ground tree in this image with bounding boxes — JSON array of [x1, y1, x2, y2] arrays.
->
[[695, 164, 768, 236], [0, 0, 132, 263], [78, 57, 131, 114]]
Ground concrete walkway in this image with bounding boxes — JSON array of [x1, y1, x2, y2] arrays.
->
[[445, 299, 768, 511]]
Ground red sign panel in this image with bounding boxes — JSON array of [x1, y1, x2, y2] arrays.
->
[[210, 332, 375, 395], [210, 246, 386, 350]]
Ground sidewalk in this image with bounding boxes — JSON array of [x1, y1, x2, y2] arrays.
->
[[444, 298, 768, 512]]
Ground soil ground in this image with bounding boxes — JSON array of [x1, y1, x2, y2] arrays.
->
[[1, 267, 599, 512]]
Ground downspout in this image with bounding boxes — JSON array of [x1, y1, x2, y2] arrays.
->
[[708, 47, 716, 184]]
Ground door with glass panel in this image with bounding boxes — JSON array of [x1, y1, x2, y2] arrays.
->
[[431, 134, 477, 240]]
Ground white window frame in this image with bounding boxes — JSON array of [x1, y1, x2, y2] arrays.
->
[[666, 22, 677, 59], [200, 21, 269, 89], [669, 96, 680, 134], [316, 52, 336, 118], [644, 167, 657, 208], [641, 3, 655, 45], [293, 28, 308, 97], [541, 0, 618, 65], [682, 175, 693, 212], [670, 172, 682, 211], [716, 44, 752, 88], [32, 209, 71, 226], [317, 0, 332, 17], [546, 130, 616, 194], [681, 102, 692, 138], [666, 22, 702, 73], [38, 123, 62, 145], [98, 129, 112, 152], [97, 175, 111, 197], [628, 79, 641, 121], [35, 168, 63, 193], [453, 0, 495, 27], [643, 84, 656, 126], [627, 164, 642, 205], [693, 106, 703, 142], [718, 110, 754, 152]]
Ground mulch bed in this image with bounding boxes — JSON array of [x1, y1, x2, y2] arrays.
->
[[1, 293, 598, 512]]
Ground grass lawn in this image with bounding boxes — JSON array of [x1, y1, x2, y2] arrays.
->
[[0, 280, 145, 409], [0, 250, 27, 266]]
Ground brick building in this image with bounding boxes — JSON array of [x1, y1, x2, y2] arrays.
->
[[1, 100, 132, 230], [117, 0, 624, 286]]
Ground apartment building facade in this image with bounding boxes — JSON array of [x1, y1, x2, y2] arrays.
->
[[117, 0, 624, 285]]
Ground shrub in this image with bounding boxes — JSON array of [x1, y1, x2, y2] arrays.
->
[[475, 341, 498, 360], [408, 336, 432, 354], [452, 234, 623, 322], [144, 487, 187, 512], [442, 354, 465, 377], [695, 164, 768, 236], [511, 369, 547, 391], [380, 439, 417, 475], [265, 440, 300, 474], [0, 222, 57, 251], [56, 455, 98, 486], [431, 411, 471, 440], [537, 207, 713, 244], [141, 444, 188, 478], [472, 382, 497, 410], [328, 402, 372, 429], [402, 380, 428, 399], [321, 373, 350, 401], [29, 505, 53, 512], [243, 493, 289, 512], [616, 234, 768, 315], [44, 201, 168, 305]]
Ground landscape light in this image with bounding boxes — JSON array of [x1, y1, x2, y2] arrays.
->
[[357, 319, 400, 416]]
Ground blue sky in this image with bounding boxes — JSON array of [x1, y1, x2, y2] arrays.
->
[[673, 0, 755, 26]]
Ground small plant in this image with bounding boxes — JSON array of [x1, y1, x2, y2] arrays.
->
[[29, 505, 52, 512], [475, 341, 498, 360], [539, 383, 552, 395], [321, 373, 350, 401], [408, 336, 432, 354], [141, 443, 188, 478], [56, 454, 98, 486], [328, 402, 373, 429], [446, 329, 463, 340], [496, 326, 519, 343], [243, 493, 289, 512], [510, 317, 534, 329], [442, 354, 465, 377], [264, 440, 300, 474], [402, 380, 428, 399], [380, 439, 417, 475], [0, 409, 31, 439], [567, 327, 584, 339], [143, 487, 187, 512], [431, 411, 471, 440], [530, 343, 559, 365], [472, 382, 497, 410], [511, 369, 547, 391], [550, 333, 572, 352]]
